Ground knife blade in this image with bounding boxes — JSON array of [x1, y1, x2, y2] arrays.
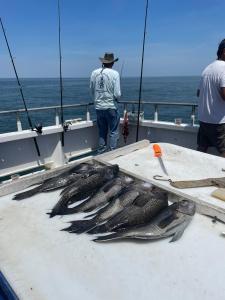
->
[[153, 144, 169, 176]]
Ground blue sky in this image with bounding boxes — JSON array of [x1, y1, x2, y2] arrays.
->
[[0, 0, 225, 77]]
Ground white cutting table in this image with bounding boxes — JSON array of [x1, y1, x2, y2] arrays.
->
[[0, 140, 225, 300], [99, 140, 225, 217]]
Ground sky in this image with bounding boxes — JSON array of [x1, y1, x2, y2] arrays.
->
[[0, 0, 225, 78]]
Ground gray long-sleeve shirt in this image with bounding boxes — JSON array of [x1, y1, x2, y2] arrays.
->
[[90, 67, 121, 110]]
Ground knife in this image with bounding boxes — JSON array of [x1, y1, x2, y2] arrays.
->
[[153, 144, 169, 176]]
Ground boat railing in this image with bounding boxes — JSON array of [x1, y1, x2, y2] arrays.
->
[[0, 101, 198, 132], [119, 101, 197, 126], [0, 103, 93, 132]]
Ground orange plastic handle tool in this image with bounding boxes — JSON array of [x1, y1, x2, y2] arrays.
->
[[153, 144, 162, 157]]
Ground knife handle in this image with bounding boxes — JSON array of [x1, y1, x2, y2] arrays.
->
[[153, 144, 162, 157]]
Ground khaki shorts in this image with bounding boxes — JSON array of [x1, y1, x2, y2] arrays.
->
[[197, 121, 225, 153]]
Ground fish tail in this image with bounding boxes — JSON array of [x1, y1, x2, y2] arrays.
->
[[12, 186, 41, 200], [48, 206, 79, 217], [60, 224, 73, 232], [169, 219, 191, 243], [62, 219, 97, 234], [47, 211, 57, 218], [93, 232, 125, 242]]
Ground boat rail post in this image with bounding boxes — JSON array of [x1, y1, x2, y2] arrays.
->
[[86, 104, 90, 121], [154, 104, 158, 122], [55, 108, 60, 126], [123, 103, 127, 115], [16, 112, 22, 131], [142, 103, 145, 120], [191, 105, 196, 126]]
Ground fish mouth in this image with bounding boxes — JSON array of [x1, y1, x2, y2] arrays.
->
[[176, 200, 196, 216], [112, 165, 120, 175]]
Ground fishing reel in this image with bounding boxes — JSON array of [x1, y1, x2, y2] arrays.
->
[[63, 121, 71, 132], [63, 123, 69, 132], [34, 123, 43, 134]]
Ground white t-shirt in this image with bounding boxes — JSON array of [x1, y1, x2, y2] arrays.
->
[[90, 67, 121, 110], [198, 60, 225, 124]]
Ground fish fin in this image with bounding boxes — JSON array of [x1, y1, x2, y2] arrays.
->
[[87, 223, 107, 234], [60, 188, 67, 196], [62, 220, 97, 234], [84, 212, 97, 219], [158, 213, 178, 229], [88, 201, 112, 216], [12, 186, 41, 200], [42, 186, 63, 192], [82, 201, 110, 213], [60, 185, 76, 196], [60, 181, 80, 196], [93, 231, 125, 242], [102, 180, 117, 193], [50, 197, 96, 217], [67, 187, 100, 205], [169, 220, 190, 243], [82, 207, 96, 213], [72, 199, 98, 214], [112, 186, 128, 198]]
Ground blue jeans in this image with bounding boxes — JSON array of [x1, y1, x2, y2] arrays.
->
[[96, 109, 120, 152]]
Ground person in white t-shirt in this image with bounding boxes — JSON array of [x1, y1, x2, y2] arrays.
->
[[197, 39, 225, 156], [90, 53, 121, 153]]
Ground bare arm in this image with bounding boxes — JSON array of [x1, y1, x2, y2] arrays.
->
[[220, 87, 225, 101], [220, 73, 225, 101], [196, 89, 200, 97]]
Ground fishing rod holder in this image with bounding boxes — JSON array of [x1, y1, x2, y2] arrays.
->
[[127, 111, 144, 123], [63, 118, 83, 131], [33, 123, 43, 134]]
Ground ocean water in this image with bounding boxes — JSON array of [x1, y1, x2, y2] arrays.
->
[[0, 77, 200, 133]]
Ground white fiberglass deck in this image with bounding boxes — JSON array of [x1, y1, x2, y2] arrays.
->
[[0, 141, 225, 300], [0, 191, 225, 300]]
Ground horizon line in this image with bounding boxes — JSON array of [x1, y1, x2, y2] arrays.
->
[[0, 75, 200, 79]]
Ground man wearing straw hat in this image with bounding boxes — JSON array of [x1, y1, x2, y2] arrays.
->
[[197, 39, 225, 156], [90, 52, 121, 153]]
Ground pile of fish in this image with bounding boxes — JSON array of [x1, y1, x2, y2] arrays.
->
[[13, 160, 196, 243]]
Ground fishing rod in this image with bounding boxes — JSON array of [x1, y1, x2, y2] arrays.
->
[[136, 0, 149, 142], [120, 60, 129, 143], [0, 17, 41, 157], [119, 60, 125, 97], [120, 60, 125, 80], [57, 0, 66, 147]]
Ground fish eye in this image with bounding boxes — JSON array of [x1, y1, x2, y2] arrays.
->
[[181, 200, 188, 206]]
